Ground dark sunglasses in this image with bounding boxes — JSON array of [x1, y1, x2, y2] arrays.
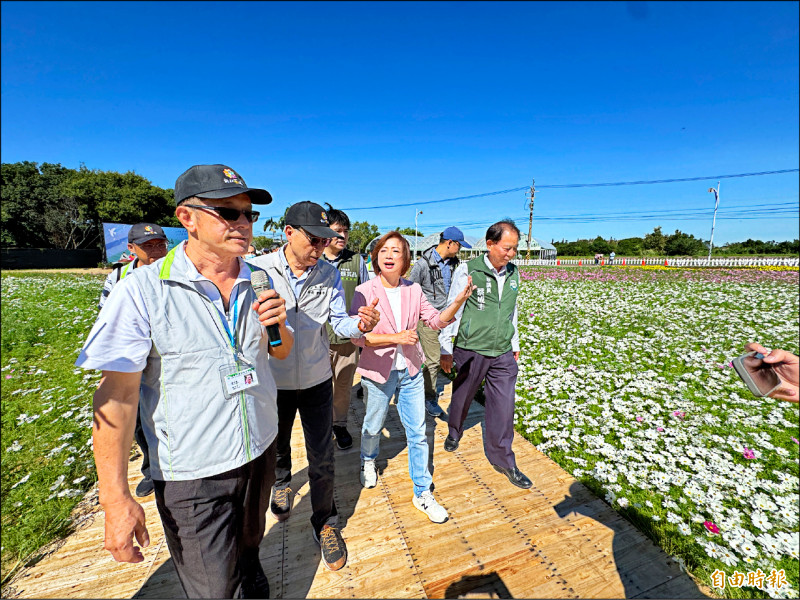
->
[[184, 204, 260, 223], [297, 228, 330, 247]]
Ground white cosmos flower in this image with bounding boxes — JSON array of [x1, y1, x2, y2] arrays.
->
[[718, 547, 739, 567], [703, 543, 722, 559], [677, 523, 692, 535], [751, 511, 773, 532], [666, 511, 682, 524]]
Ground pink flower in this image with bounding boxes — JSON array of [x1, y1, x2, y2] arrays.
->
[[792, 437, 799, 445], [5, 375, 11, 379], [742, 447, 755, 460], [672, 410, 685, 420], [636, 416, 644, 422], [657, 427, 664, 432], [704, 521, 720, 534]]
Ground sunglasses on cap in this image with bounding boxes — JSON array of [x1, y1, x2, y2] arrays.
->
[[297, 228, 330, 247], [183, 204, 260, 223]]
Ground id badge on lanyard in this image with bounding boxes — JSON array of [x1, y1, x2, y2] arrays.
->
[[213, 287, 260, 399]]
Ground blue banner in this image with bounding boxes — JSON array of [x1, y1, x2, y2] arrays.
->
[[102, 223, 188, 263]]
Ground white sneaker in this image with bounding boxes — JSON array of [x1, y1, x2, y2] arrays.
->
[[360, 459, 377, 488], [412, 490, 449, 523]]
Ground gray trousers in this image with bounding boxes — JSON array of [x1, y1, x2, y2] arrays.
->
[[447, 348, 518, 470], [153, 442, 276, 598], [329, 341, 359, 427], [416, 320, 442, 402]]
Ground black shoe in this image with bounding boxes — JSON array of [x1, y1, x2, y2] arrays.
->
[[135, 477, 154, 498], [443, 435, 459, 452], [332, 425, 353, 450], [492, 464, 532, 489], [313, 525, 347, 571], [241, 561, 270, 598], [270, 485, 292, 521]]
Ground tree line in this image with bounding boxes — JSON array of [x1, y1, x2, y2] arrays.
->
[[1, 162, 382, 253], [553, 227, 799, 257], [5, 162, 795, 258], [1, 162, 179, 250]]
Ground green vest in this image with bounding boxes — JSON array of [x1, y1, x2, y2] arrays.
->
[[455, 255, 519, 358], [326, 249, 362, 345]]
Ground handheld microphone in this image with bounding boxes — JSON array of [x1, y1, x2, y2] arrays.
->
[[250, 270, 282, 347]]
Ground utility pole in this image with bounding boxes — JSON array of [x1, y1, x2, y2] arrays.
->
[[525, 179, 535, 260], [707, 181, 720, 261], [415, 209, 423, 259]]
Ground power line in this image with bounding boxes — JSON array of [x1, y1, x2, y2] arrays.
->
[[405, 204, 798, 230], [536, 169, 800, 189], [339, 168, 799, 211]]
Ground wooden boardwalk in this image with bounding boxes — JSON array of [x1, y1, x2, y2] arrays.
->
[[7, 380, 708, 599]]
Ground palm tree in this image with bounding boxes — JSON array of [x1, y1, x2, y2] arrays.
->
[[263, 215, 286, 244]]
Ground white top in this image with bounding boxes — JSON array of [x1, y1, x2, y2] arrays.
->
[[77, 243, 257, 373], [384, 286, 407, 370], [438, 254, 519, 355]]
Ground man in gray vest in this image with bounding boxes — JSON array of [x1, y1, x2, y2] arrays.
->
[[407, 226, 470, 417], [440, 220, 532, 489], [320, 204, 370, 450], [77, 164, 292, 598], [97, 222, 169, 499], [249, 201, 380, 572]]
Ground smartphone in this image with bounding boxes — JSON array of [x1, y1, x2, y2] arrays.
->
[[731, 352, 782, 397]]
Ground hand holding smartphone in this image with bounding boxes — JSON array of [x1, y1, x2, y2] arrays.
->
[[731, 352, 782, 397]]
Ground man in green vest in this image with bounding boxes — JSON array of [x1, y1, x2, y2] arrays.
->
[[439, 220, 532, 489], [321, 204, 370, 449], [97, 222, 169, 499]]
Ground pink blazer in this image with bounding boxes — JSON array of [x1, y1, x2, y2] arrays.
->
[[350, 276, 452, 384]]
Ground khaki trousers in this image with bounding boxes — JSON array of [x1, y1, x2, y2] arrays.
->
[[329, 341, 360, 426], [416, 319, 442, 402]]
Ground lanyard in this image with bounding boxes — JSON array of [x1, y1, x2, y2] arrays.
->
[[210, 285, 240, 353]]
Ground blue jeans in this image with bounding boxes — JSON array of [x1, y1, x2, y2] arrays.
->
[[361, 369, 432, 497]]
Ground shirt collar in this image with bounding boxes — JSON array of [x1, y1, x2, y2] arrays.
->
[[483, 254, 507, 277], [279, 243, 314, 280], [180, 241, 252, 284], [431, 248, 446, 264]]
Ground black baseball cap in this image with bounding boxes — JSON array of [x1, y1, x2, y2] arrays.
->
[[174, 164, 272, 205], [128, 223, 167, 245], [285, 201, 344, 239]]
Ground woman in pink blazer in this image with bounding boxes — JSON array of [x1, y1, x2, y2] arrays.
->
[[350, 231, 474, 523]]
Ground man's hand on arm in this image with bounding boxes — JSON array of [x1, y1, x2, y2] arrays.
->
[[92, 370, 150, 563]]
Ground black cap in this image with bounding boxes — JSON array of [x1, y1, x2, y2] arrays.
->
[[174, 164, 272, 205], [285, 201, 344, 239], [128, 223, 167, 245]]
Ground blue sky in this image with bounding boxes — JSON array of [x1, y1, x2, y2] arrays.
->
[[2, 1, 798, 244]]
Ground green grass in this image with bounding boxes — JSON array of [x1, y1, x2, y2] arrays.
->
[[1, 272, 105, 585]]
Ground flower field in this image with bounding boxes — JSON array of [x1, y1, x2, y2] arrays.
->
[[514, 266, 799, 599], [1, 273, 104, 585], [1, 266, 798, 597]]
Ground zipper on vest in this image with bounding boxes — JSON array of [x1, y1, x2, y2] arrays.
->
[[203, 280, 253, 462]]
